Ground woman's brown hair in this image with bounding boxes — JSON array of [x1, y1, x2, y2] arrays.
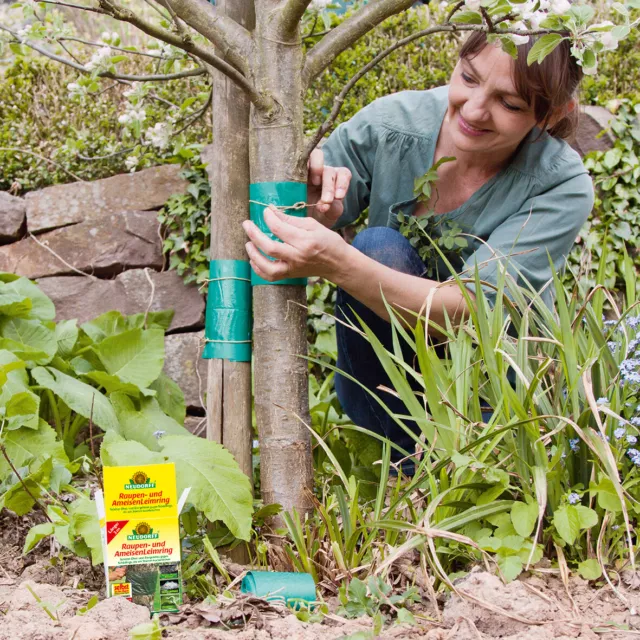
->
[[459, 31, 583, 139]]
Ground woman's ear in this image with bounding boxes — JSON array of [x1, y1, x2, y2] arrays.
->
[[548, 98, 578, 129]]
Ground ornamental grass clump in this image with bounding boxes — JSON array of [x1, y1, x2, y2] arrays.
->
[[294, 246, 640, 587]]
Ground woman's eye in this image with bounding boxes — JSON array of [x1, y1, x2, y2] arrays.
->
[[461, 72, 475, 84], [502, 100, 521, 112]]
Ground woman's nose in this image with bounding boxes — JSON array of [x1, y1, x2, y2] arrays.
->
[[462, 92, 491, 122]]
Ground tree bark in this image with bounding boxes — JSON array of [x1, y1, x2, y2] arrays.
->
[[250, 0, 313, 518], [204, 0, 255, 487]]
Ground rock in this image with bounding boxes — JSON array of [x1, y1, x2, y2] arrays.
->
[[570, 105, 616, 156], [37, 270, 204, 332], [25, 164, 188, 233], [36, 277, 120, 324], [163, 332, 207, 412], [0, 211, 162, 279], [117, 269, 204, 333], [0, 192, 26, 244], [184, 415, 207, 437]]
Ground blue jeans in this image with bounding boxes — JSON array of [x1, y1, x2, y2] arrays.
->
[[334, 227, 491, 475]]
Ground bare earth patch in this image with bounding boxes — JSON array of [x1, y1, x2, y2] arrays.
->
[[2, 513, 639, 640]]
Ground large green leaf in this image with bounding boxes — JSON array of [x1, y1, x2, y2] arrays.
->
[[0, 289, 31, 317], [55, 320, 79, 359], [149, 373, 186, 425], [23, 522, 55, 554], [0, 275, 55, 321], [111, 393, 188, 451], [81, 311, 128, 343], [31, 367, 119, 432], [100, 431, 164, 467], [95, 328, 164, 389], [0, 317, 57, 366], [0, 420, 67, 480], [0, 350, 38, 430], [159, 435, 253, 540], [84, 371, 155, 397]]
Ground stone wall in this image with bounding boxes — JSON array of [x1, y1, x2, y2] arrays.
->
[[0, 164, 209, 431], [0, 111, 614, 432]]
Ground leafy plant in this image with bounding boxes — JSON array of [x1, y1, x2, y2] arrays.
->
[[337, 576, 420, 620], [568, 100, 640, 297], [0, 273, 253, 561]]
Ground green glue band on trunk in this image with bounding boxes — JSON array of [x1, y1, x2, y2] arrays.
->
[[249, 181, 308, 287], [202, 260, 252, 362]]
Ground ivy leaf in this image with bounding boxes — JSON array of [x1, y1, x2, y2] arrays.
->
[[603, 148, 622, 169], [31, 367, 119, 432], [95, 328, 165, 389], [159, 435, 253, 540]]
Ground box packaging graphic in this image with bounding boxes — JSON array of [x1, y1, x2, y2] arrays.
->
[[102, 463, 183, 613]]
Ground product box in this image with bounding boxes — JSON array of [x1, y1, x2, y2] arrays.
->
[[101, 463, 183, 613]]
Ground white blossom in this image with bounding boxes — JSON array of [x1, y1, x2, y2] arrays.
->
[[310, 0, 332, 7], [549, 0, 570, 14], [85, 45, 112, 71], [16, 24, 32, 42], [145, 122, 172, 150], [67, 82, 83, 98], [509, 21, 530, 45], [125, 155, 139, 172], [465, 0, 482, 10], [118, 102, 146, 125]]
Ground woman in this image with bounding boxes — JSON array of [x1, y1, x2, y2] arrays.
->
[[242, 32, 594, 471]]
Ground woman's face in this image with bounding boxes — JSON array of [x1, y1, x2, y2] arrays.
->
[[446, 44, 539, 158]]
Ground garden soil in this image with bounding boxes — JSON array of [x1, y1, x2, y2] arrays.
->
[[2, 515, 640, 639]]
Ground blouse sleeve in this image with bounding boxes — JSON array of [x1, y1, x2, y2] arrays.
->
[[320, 100, 381, 230], [459, 172, 594, 308]]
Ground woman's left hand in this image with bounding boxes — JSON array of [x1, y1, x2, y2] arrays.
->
[[242, 205, 348, 282]]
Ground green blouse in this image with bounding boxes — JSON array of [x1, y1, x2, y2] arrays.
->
[[321, 85, 594, 308]]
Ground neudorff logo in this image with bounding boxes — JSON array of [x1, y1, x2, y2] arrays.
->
[[127, 522, 159, 540], [124, 471, 156, 490]]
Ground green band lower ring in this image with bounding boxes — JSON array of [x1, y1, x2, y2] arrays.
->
[[202, 260, 252, 362], [250, 181, 308, 287]]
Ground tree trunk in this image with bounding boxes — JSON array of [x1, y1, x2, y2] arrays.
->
[[250, 0, 313, 518], [204, 0, 255, 485]]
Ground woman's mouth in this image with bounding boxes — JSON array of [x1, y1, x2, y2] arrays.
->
[[458, 114, 491, 137]]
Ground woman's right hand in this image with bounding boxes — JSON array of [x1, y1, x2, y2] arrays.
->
[[307, 148, 352, 228]]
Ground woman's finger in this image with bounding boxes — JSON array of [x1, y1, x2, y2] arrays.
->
[[334, 167, 352, 200], [321, 165, 337, 204], [308, 149, 324, 186], [242, 219, 293, 261], [246, 243, 289, 281]]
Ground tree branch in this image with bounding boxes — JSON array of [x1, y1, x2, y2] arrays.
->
[[58, 35, 165, 58], [93, 0, 267, 103], [303, 0, 416, 85], [300, 21, 567, 169], [164, 0, 252, 76], [279, 0, 314, 38], [34, 0, 106, 14], [0, 25, 211, 83]]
